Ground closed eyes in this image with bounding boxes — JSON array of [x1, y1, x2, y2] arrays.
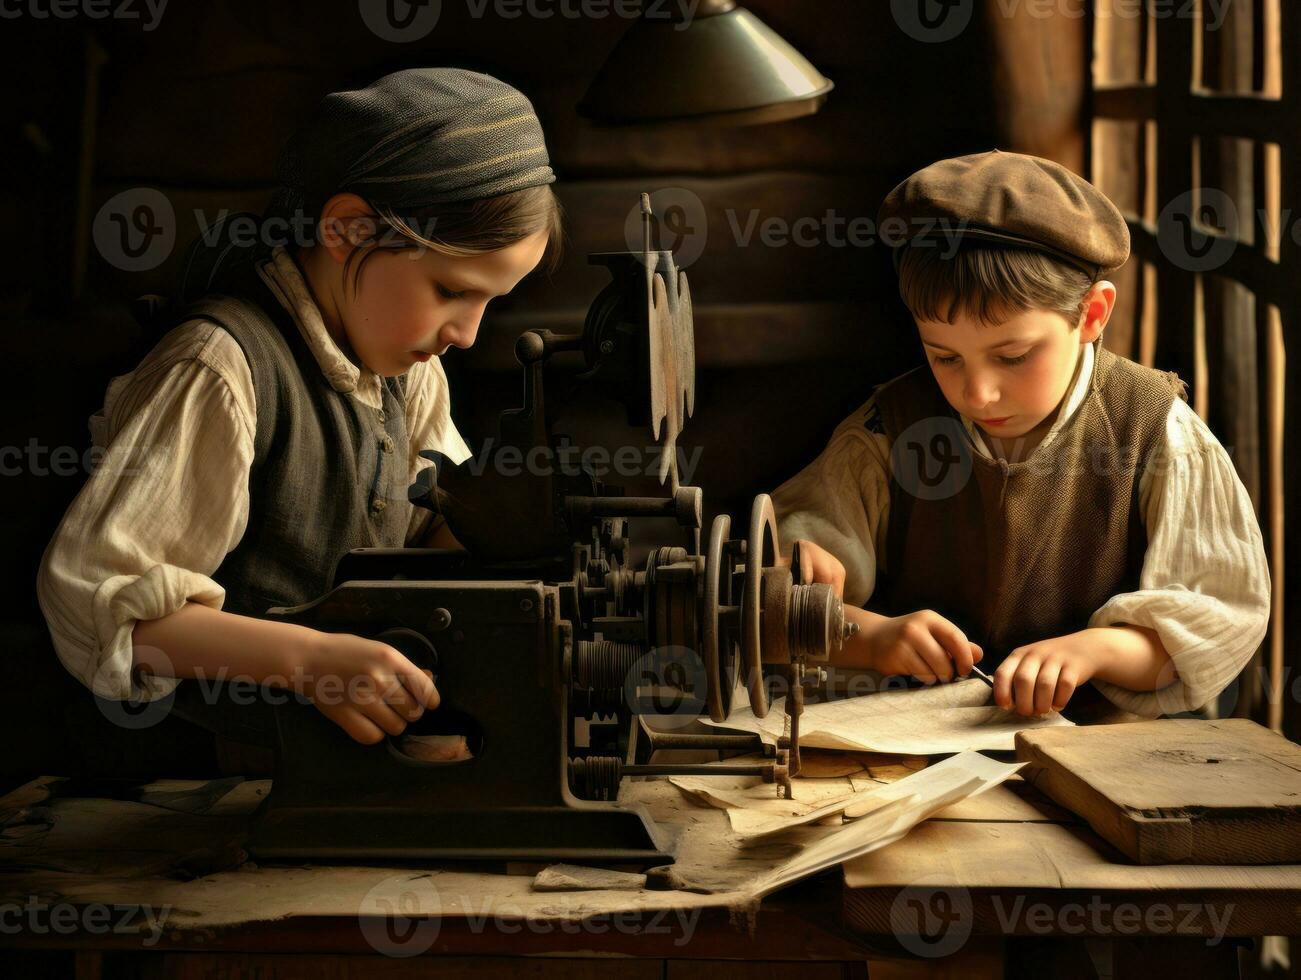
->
[[933, 352, 1031, 367]]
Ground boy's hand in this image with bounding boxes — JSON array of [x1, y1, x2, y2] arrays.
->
[[789, 540, 846, 599], [298, 633, 441, 745], [866, 609, 983, 683], [993, 631, 1106, 716]]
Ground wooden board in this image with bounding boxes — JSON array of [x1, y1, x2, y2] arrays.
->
[[1015, 719, 1301, 865]]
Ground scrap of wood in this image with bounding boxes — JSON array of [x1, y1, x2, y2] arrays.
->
[[1017, 718, 1301, 864], [533, 864, 648, 892]]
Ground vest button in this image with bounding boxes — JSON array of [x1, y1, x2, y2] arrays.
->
[[378, 409, 387, 423], [380, 434, 394, 454], [370, 496, 387, 514]]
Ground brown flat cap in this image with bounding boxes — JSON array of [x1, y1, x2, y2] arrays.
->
[[878, 149, 1130, 277]]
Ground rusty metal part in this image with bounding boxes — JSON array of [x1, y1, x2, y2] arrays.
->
[[702, 513, 738, 722], [760, 565, 792, 665], [789, 583, 858, 661], [643, 547, 696, 651], [566, 486, 702, 528], [572, 639, 642, 715], [645, 732, 764, 752], [740, 494, 779, 717]]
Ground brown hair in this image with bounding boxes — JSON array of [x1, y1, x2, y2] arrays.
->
[[897, 241, 1095, 328], [337, 184, 565, 296]]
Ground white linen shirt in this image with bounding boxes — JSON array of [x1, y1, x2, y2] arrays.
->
[[771, 341, 1272, 717], [37, 246, 472, 703]]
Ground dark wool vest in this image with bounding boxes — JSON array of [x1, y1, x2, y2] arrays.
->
[[867, 341, 1187, 668], [179, 261, 414, 617]]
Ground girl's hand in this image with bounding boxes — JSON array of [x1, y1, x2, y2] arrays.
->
[[298, 632, 440, 744], [790, 539, 847, 599], [865, 609, 983, 683], [993, 631, 1108, 716]]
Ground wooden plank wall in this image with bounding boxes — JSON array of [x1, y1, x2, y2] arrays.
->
[[1092, 0, 1293, 733], [66, 0, 1086, 514]]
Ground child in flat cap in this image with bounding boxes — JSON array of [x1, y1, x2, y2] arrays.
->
[[38, 69, 563, 756], [774, 150, 1269, 720]]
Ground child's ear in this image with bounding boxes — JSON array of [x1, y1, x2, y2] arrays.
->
[[317, 192, 380, 263], [1078, 280, 1117, 343]]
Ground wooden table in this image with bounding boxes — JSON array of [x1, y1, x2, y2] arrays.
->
[[3, 769, 1299, 979], [842, 774, 1301, 977]]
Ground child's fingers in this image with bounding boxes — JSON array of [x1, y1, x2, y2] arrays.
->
[[368, 669, 425, 720], [335, 706, 387, 746], [993, 655, 1019, 709], [1011, 656, 1042, 716], [363, 698, 412, 738], [830, 564, 846, 599], [1033, 661, 1062, 715], [904, 650, 938, 684], [398, 663, 440, 710], [970, 642, 984, 664], [908, 632, 955, 683], [422, 670, 441, 710], [1053, 669, 1078, 712], [933, 621, 973, 676]]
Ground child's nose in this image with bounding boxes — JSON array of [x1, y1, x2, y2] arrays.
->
[[442, 313, 484, 351], [963, 373, 999, 409]]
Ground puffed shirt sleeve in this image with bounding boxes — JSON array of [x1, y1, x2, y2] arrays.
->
[[1088, 397, 1271, 717], [770, 396, 894, 608], [35, 322, 256, 703], [402, 355, 473, 546]]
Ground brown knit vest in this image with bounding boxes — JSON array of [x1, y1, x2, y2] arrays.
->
[[869, 341, 1187, 668]]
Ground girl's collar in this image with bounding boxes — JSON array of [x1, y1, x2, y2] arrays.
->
[[254, 245, 384, 400]]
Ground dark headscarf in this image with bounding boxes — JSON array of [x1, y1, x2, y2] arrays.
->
[[180, 68, 555, 302]]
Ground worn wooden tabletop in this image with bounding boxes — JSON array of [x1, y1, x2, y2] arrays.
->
[[4, 756, 1300, 966]]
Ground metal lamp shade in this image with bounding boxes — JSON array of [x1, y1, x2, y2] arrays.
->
[[579, 2, 833, 126]]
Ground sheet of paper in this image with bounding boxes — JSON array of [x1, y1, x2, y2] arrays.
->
[[748, 751, 1026, 898], [666, 751, 1022, 839], [703, 678, 1072, 754], [668, 768, 859, 815]]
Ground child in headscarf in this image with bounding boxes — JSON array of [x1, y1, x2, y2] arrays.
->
[[38, 68, 563, 754]]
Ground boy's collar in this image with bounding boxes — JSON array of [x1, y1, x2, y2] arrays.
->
[[254, 245, 384, 398]]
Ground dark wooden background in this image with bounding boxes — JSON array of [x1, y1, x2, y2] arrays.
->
[[3, 1, 1092, 781]]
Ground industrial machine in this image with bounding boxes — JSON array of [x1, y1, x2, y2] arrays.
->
[[246, 197, 857, 865]]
